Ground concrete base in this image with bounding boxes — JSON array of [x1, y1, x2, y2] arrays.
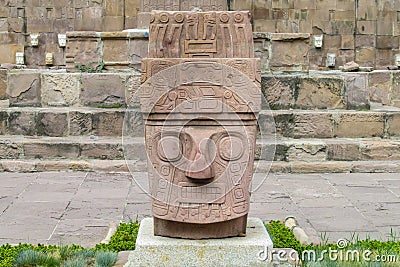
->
[[124, 217, 274, 267]]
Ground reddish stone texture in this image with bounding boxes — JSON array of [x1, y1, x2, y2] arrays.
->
[[139, 11, 260, 239]]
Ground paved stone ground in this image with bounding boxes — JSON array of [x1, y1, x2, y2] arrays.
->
[[1, 172, 400, 247]]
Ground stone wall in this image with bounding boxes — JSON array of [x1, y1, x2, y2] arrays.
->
[[1, 0, 400, 69], [2, 69, 400, 109], [232, 0, 400, 70]]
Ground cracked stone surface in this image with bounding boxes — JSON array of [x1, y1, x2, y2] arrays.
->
[[1, 172, 400, 247]]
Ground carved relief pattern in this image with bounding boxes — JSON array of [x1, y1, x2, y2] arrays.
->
[[145, 122, 256, 224], [148, 11, 254, 59], [141, 10, 261, 229], [140, 59, 261, 114], [141, 0, 227, 12]]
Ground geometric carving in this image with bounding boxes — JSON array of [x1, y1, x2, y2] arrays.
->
[[149, 11, 254, 58], [140, 0, 227, 12]]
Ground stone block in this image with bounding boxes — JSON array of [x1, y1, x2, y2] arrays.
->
[[0, 141, 23, 159], [0, 111, 7, 135], [294, 112, 333, 138], [0, 19, 8, 31], [69, 111, 93, 136], [341, 35, 354, 50], [7, 18, 24, 33], [274, 112, 295, 137], [333, 112, 385, 138], [327, 142, 360, 161], [102, 37, 129, 63], [293, 0, 316, 9], [102, 16, 124, 31], [355, 34, 376, 48], [124, 17, 137, 29], [377, 21, 393, 35], [123, 109, 144, 137], [254, 19, 276, 32], [335, 11, 355, 21], [104, 0, 124, 16], [125, 74, 141, 106], [357, 3, 378, 20], [291, 162, 352, 173], [0, 44, 24, 64], [376, 36, 399, 49], [80, 143, 124, 160], [27, 18, 52, 33], [344, 73, 370, 109], [376, 49, 394, 69], [360, 140, 400, 160], [0, 69, 7, 100], [369, 71, 391, 105], [357, 20, 376, 35], [129, 38, 149, 70], [296, 77, 345, 109], [0, 6, 10, 17], [80, 74, 125, 107], [92, 111, 124, 136], [125, 218, 273, 267], [7, 111, 37, 136], [2, 160, 37, 173], [37, 111, 68, 137], [262, 76, 297, 109], [23, 143, 80, 159], [65, 32, 101, 71], [270, 37, 310, 71], [75, 7, 103, 31], [7, 72, 41, 107], [392, 72, 400, 101], [41, 73, 80, 107], [125, 0, 139, 17], [332, 21, 355, 35], [355, 47, 376, 67], [386, 113, 400, 137], [287, 142, 327, 162]]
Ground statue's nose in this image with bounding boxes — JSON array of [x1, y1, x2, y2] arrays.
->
[[186, 139, 214, 180]]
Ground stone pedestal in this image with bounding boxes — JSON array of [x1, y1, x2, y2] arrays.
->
[[124, 218, 274, 267]]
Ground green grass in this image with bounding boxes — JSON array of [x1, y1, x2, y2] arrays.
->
[[0, 221, 139, 267], [3, 220, 400, 267], [266, 220, 400, 266]]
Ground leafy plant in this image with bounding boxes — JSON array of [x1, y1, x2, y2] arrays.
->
[[94, 251, 118, 267], [75, 61, 105, 73], [95, 222, 139, 252]]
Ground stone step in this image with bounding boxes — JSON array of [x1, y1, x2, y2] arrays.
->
[[2, 135, 400, 163], [1, 106, 400, 139], [3, 70, 398, 111], [1, 159, 399, 174]]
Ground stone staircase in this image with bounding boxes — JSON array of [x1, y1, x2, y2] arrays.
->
[[1, 69, 400, 173]]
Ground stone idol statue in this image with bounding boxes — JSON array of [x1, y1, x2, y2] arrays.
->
[[139, 10, 261, 239]]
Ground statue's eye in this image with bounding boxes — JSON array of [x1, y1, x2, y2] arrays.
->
[[158, 136, 182, 162], [218, 136, 244, 161]]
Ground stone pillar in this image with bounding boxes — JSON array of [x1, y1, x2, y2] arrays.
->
[[139, 10, 261, 239], [137, 0, 228, 28]]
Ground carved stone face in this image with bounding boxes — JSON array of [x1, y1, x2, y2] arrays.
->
[[139, 11, 260, 239], [30, 34, 39, 47], [314, 35, 323, 48], [15, 52, 24, 65], [395, 54, 400, 67], [45, 53, 53, 65], [145, 85, 256, 226], [327, 53, 336, 67], [58, 34, 67, 47]]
